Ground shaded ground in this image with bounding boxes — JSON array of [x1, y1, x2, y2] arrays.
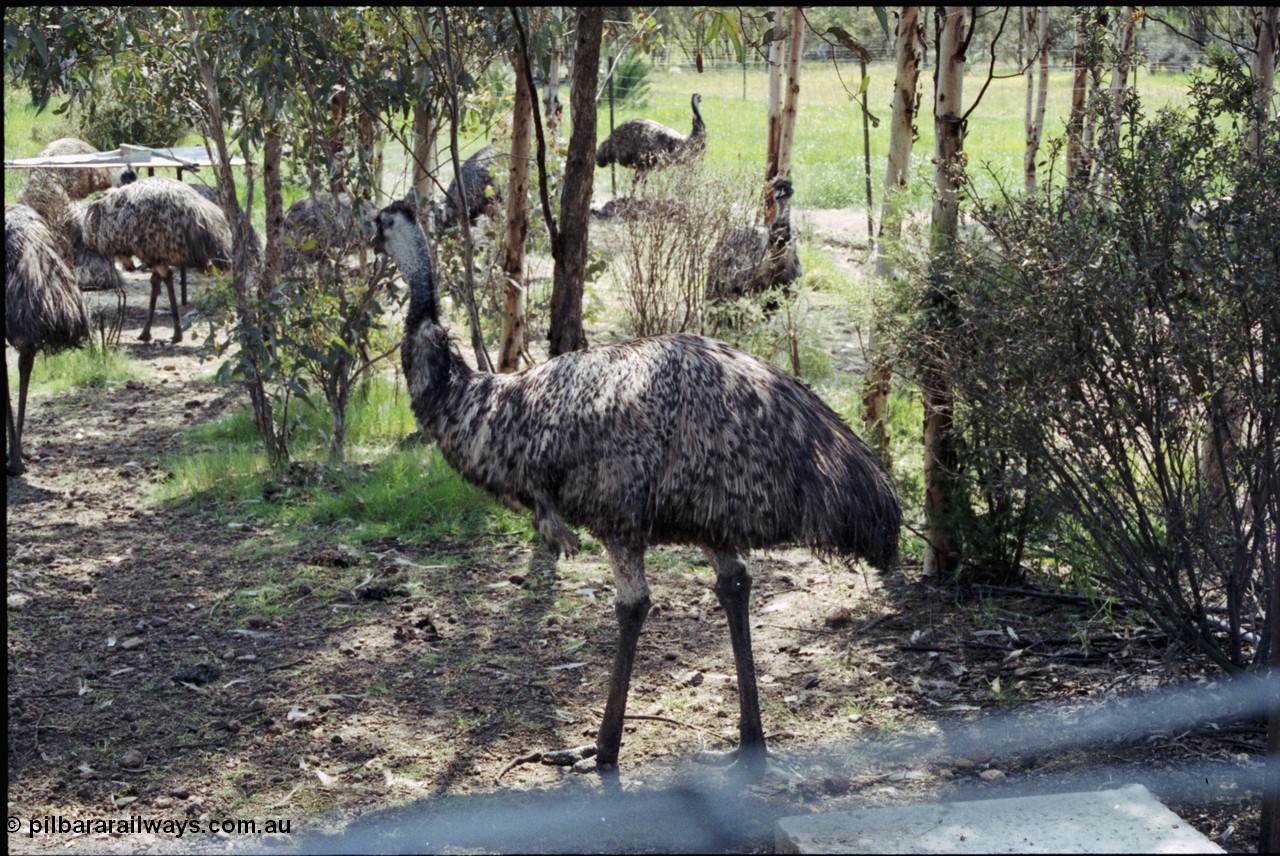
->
[[7, 228, 1265, 854]]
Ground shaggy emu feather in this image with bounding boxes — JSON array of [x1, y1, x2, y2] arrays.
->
[[282, 192, 378, 273], [375, 200, 900, 779], [83, 177, 232, 343], [6, 204, 90, 476], [19, 140, 122, 293], [436, 145, 502, 233], [596, 93, 706, 190], [706, 179, 802, 303]]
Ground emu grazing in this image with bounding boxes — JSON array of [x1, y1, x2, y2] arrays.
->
[[282, 192, 378, 274], [83, 177, 232, 343], [375, 200, 901, 779], [436, 145, 502, 233], [5, 204, 90, 476], [706, 179, 802, 303], [596, 93, 706, 191]]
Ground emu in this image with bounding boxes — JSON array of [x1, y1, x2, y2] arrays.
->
[[596, 93, 706, 191], [436, 145, 502, 233], [706, 179, 802, 304], [83, 177, 232, 343], [6, 204, 90, 476], [282, 191, 378, 274], [19, 143, 121, 293], [374, 200, 900, 780]]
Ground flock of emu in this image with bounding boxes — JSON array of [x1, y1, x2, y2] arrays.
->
[[7, 94, 898, 781]]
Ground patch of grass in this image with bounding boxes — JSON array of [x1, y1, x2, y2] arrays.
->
[[8, 345, 141, 397], [157, 376, 536, 547]]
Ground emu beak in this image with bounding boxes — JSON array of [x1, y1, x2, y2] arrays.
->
[[373, 224, 385, 255]]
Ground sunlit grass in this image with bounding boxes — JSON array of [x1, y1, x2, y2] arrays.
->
[[155, 375, 534, 545], [7, 345, 141, 396]]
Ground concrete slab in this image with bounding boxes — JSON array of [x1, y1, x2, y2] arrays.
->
[[775, 783, 1223, 854]]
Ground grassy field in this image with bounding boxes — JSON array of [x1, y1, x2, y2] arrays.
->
[[598, 61, 1195, 209]]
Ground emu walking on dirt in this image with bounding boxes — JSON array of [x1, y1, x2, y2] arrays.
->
[[374, 200, 900, 779], [5, 204, 90, 476], [436, 145, 502, 233], [83, 177, 231, 343], [706, 179, 802, 303], [596, 93, 706, 191]]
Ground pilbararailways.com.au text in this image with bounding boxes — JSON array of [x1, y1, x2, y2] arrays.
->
[[15, 814, 292, 838]]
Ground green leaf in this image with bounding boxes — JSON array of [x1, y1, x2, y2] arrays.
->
[[29, 25, 48, 63], [873, 7, 891, 40], [857, 74, 871, 97]]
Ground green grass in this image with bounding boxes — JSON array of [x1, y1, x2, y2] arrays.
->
[[156, 375, 535, 546], [7, 344, 141, 396], [597, 62, 1194, 209]]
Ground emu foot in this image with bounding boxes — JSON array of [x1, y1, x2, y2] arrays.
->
[[138, 329, 152, 342], [7, 457, 26, 477], [170, 332, 183, 344], [692, 745, 773, 783]]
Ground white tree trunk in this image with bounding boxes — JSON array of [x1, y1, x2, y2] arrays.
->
[[1024, 7, 1050, 193], [863, 6, 924, 461], [777, 7, 806, 181], [923, 5, 967, 579], [544, 6, 563, 138], [1251, 6, 1278, 158]]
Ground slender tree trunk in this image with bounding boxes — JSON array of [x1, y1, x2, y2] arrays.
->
[[547, 7, 604, 357], [923, 5, 967, 579], [263, 123, 284, 289], [1025, 7, 1050, 193], [412, 105, 438, 203], [764, 5, 787, 217], [1251, 6, 1278, 159], [777, 7, 805, 182], [1067, 10, 1090, 189], [441, 8, 493, 372], [545, 6, 563, 138], [864, 5, 924, 463], [182, 7, 284, 467], [499, 46, 533, 373], [1099, 7, 1137, 197]]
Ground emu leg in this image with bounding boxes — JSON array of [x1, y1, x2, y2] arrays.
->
[[5, 348, 25, 476], [712, 550, 767, 780], [595, 541, 651, 768], [16, 348, 35, 441], [139, 271, 162, 342], [165, 270, 183, 343]]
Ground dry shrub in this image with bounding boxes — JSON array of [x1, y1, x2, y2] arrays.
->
[[610, 161, 758, 338]]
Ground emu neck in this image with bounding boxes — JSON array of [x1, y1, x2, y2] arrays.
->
[[397, 249, 439, 331], [691, 104, 705, 138]]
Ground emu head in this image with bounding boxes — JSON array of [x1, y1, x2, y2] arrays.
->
[[116, 166, 138, 187], [373, 200, 420, 260], [773, 180, 794, 204]]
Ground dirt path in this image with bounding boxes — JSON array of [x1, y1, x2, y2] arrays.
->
[[7, 251, 1263, 854]]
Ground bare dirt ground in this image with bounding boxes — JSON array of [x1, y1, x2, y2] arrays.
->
[[6, 218, 1265, 853]]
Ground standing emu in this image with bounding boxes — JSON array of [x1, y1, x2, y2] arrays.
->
[[375, 200, 900, 779], [19, 141, 121, 293], [596, 93, 706, 191], [706, 179, 802, 303], [82, 177, 231, 343], [435, 146, 502, 233], [6, 204, 90, 476]]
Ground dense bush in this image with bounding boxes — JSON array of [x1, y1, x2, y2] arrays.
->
[[895, 67, 1279, 672], [80, 95, 189, 150]]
